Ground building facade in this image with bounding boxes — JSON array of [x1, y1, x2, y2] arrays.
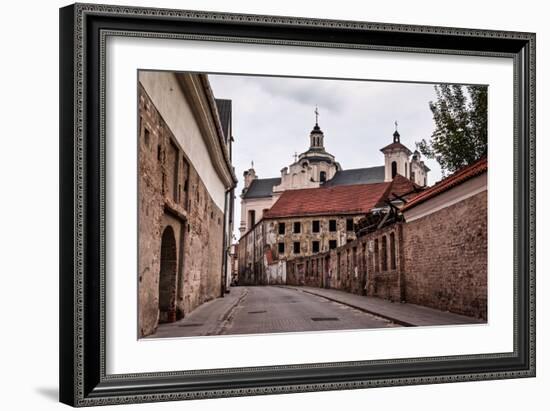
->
[[237, 115, 427, 285], [238, 120, 430, 237], [138, 71, 237, 337], [286, 158, 488, 320]]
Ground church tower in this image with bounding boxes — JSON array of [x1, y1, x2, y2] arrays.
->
[[273, 107, 339, 193], [380, 124, 412, 182], [309, 107, 325, 150]]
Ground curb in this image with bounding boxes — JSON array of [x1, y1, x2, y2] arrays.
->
[[213, 288, 249, 335], [283, 286, 415, 327]]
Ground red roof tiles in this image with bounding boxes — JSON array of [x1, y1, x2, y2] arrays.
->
[[402, 157, 487, 212], [263, 174, 421, 219]]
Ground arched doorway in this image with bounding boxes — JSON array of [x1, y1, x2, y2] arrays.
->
[[158, 226, 177, 323]]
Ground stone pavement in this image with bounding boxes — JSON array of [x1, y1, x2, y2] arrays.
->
[[147, 286, 397, 338], [223, 285, 396, 335], [281, 285, 484, 327], [146, 287, 248, 338]]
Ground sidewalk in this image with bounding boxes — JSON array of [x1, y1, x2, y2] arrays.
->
[[282, 285, 484, 327], [146, 287, 248, 338]]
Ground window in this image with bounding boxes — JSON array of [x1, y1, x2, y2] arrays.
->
[[405, 162, 408, 178], [294, 222, 301, 233], [312, 241, 320, 253], [374, 239, 379, 272], [390, 232, 397, 270], [278, 222, 286, 235], [278, 242, 285, 254], [248, 210, 256, 230], [157, 144, 162, 161], [143, 126, 150, 146], [362, 242, 368, 277], [410, 171, 415, 182], [346, 218, 354, 231], [381, 235, 388, 271], [329, 219, 337, 232], [329, 240, 337, 250], [293, 242, 301, 254], [312, 220, 320, 233], [391, 161, 397, 178], [320, 171, 327, 182]]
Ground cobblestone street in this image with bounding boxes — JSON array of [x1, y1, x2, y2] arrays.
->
[[147, 286, 398, 338]]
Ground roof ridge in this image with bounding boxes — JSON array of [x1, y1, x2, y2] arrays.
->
[[402, 157, 487, 211]]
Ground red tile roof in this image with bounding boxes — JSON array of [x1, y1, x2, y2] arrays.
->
[[383, 173, 423, 203], [402, 157, 487, 212], [263, 175, 421, 219]]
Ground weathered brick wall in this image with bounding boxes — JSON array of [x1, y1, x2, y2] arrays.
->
[[402, 191, 487, 319], [238, 215, 363, 285], [138, 84, 224, 337], [266, 215, 361, 260], [286, 223, 403, 301], [287, 191, 487, 319]]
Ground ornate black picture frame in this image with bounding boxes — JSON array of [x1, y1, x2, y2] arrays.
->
[[59, 3, 535, 407]]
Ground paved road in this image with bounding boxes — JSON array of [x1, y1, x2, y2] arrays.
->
[[148, 286, 397, 339]]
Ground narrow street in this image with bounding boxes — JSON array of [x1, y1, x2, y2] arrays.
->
[[148, 286, 397, 338]]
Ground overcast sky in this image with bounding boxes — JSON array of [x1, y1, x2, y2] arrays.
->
[[208, 74, 442, 240]]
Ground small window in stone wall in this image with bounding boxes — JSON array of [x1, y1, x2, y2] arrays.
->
[[278, 242, 285, 254], [320, 171, 327, 182], [374, 239, 379, 272], [278, 222, 286, 235], [293, 241, 300, 254], [362, 242, 367, 275], [143, 126, 150, 147], [381, 235, 388, 271], [294, 222, 301, 233], [329, 240, 337, 250], [329, 219, 337, 232], [312, 220, 320, 233], [346, 218, 354, 231], [390, 232, 397, 270], [157, 144, 162, 161], [312, 241, 320, 253]]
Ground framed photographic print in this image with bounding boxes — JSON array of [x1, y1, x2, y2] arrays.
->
[[59, 3, 536, 407]]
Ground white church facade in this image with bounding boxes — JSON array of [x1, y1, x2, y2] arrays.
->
[[239, 115, 430, 236]]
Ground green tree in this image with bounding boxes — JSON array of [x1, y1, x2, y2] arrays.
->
[[417, 84, 487, 175]]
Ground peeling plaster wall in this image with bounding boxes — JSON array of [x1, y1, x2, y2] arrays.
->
[[138, 83, 225, 337]]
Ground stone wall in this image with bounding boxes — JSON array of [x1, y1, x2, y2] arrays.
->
[[237, 214, 363, 285], [286, 223, 403, 301], [402, 191, 487, 319], [287, 190, 487, 320], [138, 84, 224, 337]]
